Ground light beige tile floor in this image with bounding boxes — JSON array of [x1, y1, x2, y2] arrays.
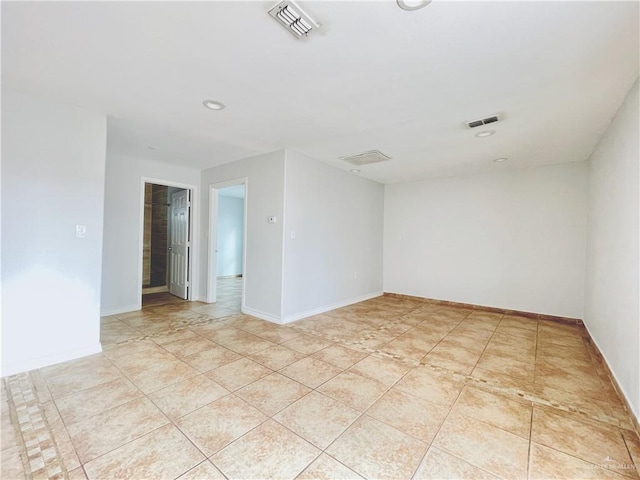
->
[[1, 277, 639, 479]]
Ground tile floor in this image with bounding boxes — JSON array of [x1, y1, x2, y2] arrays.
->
[[2, 277, 639, 479], [142, 292, 189, 308]]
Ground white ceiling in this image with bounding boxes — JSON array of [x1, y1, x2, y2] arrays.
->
[[2, 1, 638, 184]]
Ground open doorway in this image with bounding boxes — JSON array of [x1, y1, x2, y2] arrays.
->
[[207, 179, 247, 312], [141, 182, 192, 308]]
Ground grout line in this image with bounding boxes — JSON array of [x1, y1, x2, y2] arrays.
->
[[620, 432, 640, 477], [80, 421, 174, 472], [6, 373, 66, 479], [526, 319, 541, 480], [318, 450, 367, 478], [407, 374, 467, 479], [9, 291, 639, 480], [3, 377, 32, 479], [411, 445, 501, 480], [527, 403, 535, 479], [290, 303, 631, 429], [463, 312, 504, 374], [43, 386, 82, 472]]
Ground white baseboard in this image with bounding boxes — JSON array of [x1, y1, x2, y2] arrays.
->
[[241, 292, 384, 325], [194, 295, 209, 303], [242, 306, 284, 324], [1, 342, 103, 377], [100, 304, 140, 317], [282, 291, 384, 324]]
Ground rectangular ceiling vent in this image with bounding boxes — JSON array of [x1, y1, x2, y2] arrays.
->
[[341, 150, 391, 166], [268, 1, 318, 39], [465, 114, 502, 129]]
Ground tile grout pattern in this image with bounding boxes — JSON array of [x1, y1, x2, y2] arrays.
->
[[4, 373, 68, 479], [1, 277, 639, 479], [291, 305, 633, 432], [2, 379, 30, 480]]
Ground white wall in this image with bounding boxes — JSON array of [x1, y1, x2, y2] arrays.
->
[[1, 90, 107, 375], [384, 162, 588, 318], [216, 195, 244, 277], [585, 79, 639, 419], [101, 151, 200, 315], [200, 150, 285, 320], [282, 151, 384, 321]]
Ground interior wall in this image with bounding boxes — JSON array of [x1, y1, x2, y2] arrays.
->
[[150, 184, 168, 287], [216, 195, 244, 277], [199, 150, 285, 320], [282, 150, 384, 321], [384, 162, 588, 318], [142, 184, 170, 288], [1, 90, 107, 375], [585, 79, 639, 419], [142, 184, 153, 286], [100, 150, 200, 315]]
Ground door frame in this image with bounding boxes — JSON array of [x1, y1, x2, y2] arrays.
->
[[138, 177, 199, 310], [206, 177, 248, 307]]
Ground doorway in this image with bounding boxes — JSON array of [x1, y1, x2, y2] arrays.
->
[[141, 181, 192, 307], [207, 179, 247, 312]]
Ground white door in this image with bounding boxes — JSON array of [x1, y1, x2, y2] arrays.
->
[[169, 189, 190, 299]]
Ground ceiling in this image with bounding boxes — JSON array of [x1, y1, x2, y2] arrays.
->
[[2, 1, 638, 184]]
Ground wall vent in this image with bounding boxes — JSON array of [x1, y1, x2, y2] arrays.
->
[[465, 114, 502, 129], [340, 150, 391, 166], [268, 1, 318, 39]]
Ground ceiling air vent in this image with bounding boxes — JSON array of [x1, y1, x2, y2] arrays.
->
[[268, 1, 318, 39], [341, 150, 391, 166], [465, 114, 502, 129]]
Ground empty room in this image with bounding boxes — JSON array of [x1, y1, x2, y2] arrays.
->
[[1, 1, 639, 479]]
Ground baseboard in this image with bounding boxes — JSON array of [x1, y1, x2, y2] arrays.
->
[[194, 295, 209, 303], [100, 304, 140, 317], [281, 291, 384, 324], [383, 292, 583, 326], [1, 342, 103, 377], [217, 274, 243, 279], [242, 306, 283, 324], [385, 291, 638, 433], [582, 323, 640, 435], [241, 292, 384, 325]]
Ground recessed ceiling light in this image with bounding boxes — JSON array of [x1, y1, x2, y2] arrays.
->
[[397, 0, 432, 11], [350, 169, 361, 173], [475, 130, 495, 138], [493, 157, 508, 163], [203, 100, 225, 110]]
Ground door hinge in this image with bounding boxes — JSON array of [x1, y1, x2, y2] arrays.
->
[[187, 201, 191, 207], [186, 281, 190, 287], [186, 241, 190, 247]]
